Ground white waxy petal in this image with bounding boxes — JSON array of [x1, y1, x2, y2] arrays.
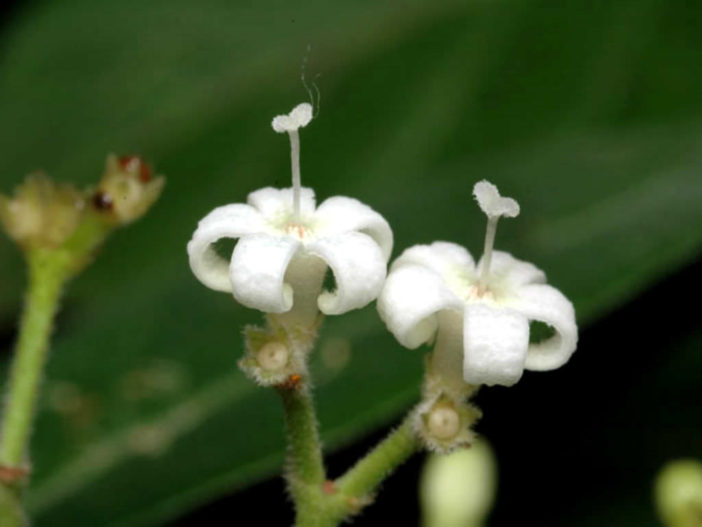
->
[[463, 303, 529, 386], [473, 180, 520, 218], [247, 187, 316, 219], [308, 232, 387, 315], [271, 102, 313, 133], [314, 196, 393, 261], [187, 204, 265, 292], [378, 264, 462, 349], [229, 233, 301, 313], [478, 250, 546, 289], [392, 241, 475, 278], [509, 284, 578, 371]]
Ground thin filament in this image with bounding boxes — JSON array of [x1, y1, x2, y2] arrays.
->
[[288, 130, 301, 220], [479, 216, 498, 289]]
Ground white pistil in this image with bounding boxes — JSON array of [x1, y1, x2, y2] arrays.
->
[[288, 129, 301, 220], [271, 102, 314, 223], [472, 180, 520, 292], [479, 216, 498, 290]]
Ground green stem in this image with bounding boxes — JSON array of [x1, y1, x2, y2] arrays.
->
[[0, 248, 71, 468], [279, 384, 330, 527], [279, 385, 326, 488], [336, 413, 419, 501]]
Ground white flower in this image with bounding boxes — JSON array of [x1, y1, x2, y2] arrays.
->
[[187, 102, 393, 322], [378, 180, 577, 387]]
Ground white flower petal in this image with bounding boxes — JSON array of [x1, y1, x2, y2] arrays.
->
[[187, 204, 265, 292], [473, 180, 520, 218], [393, 242, 475, 277], [229, 233, 301, 313], [378, 264, 462, 349], [463, 303, 529, 387], [308, 232, 387, 315], [271, 102, 313, 133], [510, 284, 578, 371], [247, 187, 316, 218], [478, 250, 546, 289], [314, 196, 393, 261]]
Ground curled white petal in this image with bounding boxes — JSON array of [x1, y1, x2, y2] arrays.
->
[[247, 187, 316, 219], [314, 196, 393, 261], [473, 180, 520, 218], [509, 284, 578, 371], [393, 242, 475, 277], [378, 264, 462, 349], [308, 232, 387, 315], [229, 233, 301, 313], [187, 204, 264, 292], [478, 251, 546, 290], [271, 102, 313, 133], [463, 303, 529, 386]]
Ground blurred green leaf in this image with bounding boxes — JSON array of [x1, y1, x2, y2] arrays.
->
[[0, 0, 700, 525]]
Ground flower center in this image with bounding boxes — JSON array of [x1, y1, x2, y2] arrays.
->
[[285, 222, 311, 240], [465, 283, 494, 302]]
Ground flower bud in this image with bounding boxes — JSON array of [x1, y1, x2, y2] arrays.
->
[[0, 173, 84, 249], [420, 439, 497, 527], [656, 459, 702, 527], [93, 154, 164, 224]]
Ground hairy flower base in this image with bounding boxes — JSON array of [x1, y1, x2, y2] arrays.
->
[[239, 314, 322, 387], [414, 394, 481, 454]]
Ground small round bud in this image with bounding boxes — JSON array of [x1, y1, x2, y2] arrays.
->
[[427, 405, 461, 440], [656, 459, 702, 527], [256, 342, 289, 372], [420, 440, 497, 527]]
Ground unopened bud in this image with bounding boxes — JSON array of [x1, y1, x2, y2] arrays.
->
[[94, 154, 164, 224], [656, 459, 702, 527], [420, 439, 497, 527], [0, 173, 84, 249]]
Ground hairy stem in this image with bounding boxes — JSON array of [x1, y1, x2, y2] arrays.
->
[[336, 412, 419, 502], [1, 249, 70, 468], [279, 384, 325, 489]]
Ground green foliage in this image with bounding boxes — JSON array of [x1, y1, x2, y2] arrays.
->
[[0, 0, 700, 525]]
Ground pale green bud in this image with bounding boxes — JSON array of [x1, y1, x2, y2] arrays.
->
[[420, 439, 497, 527], [656, 459, 702, 527]]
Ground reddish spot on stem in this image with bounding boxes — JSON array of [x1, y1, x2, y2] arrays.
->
[[322, 480, 337, 495], [0, 465, 28, 484]]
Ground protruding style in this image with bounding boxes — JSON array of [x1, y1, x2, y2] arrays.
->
[[188, 102, 393, 325], [378, 181, 577, 387]]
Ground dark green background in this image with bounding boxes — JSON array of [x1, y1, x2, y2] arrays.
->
[[0, 1, 700, 525]]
